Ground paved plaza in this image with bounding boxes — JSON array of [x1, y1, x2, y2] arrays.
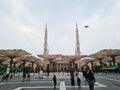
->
[[0, 72, 120, 90]]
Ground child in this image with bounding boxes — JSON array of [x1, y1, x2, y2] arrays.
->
[[52, 75, 57, 88], [77, 76, 81, 87]]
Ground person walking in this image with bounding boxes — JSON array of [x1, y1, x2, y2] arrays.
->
[[26, 72, 30, 81], [70, 73, 75, 86], [23, 67, 26, 81], [52, 75, 57, 88], [77, 76, 81, 87], [87, 71, 96, 90], [23, 72, 26, 81]]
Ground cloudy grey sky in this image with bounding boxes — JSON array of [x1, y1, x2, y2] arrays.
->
[[0, 0, 120, 56]]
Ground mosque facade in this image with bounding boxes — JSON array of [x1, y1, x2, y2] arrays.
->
[[38, 23, 86, 72]]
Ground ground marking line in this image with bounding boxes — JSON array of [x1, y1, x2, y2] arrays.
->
[[95, 82, 107, 87], [3, 80, 61, 84], [66, 86, 106, 88], [0, 82, 5, 85], [13, 85, 106, 90], [97, 76, 120, 82], [66, 82, 107, 88], [13, 82, 107, 90], [14, 86, 60, 90], [60, 81, 66, 90], [14, 87, 23, 90]]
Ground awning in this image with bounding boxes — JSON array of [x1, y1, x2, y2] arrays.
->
[[101, 68, 115, 70]]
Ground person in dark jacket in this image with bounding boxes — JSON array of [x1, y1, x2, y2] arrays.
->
[[70, 73, 75, 86], [87, 71, 96, 90], [77, 76, 81, 87], [23, 72, 26, 81], [53, 75, 57, 88]]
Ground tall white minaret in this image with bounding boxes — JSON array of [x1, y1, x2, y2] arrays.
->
[[43, 24, 49, 56], [75, 23, 81, 56]]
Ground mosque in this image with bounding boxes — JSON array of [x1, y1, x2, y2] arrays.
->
[[0, 24, 120, 73], [38, 23, 84, 72], [38, 23, 120, 72]]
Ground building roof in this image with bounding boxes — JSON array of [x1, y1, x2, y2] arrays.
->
[[0, 49, 31, 58]]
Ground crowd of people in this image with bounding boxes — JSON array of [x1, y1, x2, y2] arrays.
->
[[1, 66, 96, 90], [52, 69, 95, 90]]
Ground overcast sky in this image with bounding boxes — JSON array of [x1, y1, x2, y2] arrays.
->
[[0, 0, 120, 56]]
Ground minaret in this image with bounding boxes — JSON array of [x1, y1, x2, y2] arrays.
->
[[43, 24, 49, 56], [75, 23, 81, 56]]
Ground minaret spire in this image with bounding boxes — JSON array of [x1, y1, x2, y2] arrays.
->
[[43, 24, 49, 56], [75, 22, 81, 56]]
